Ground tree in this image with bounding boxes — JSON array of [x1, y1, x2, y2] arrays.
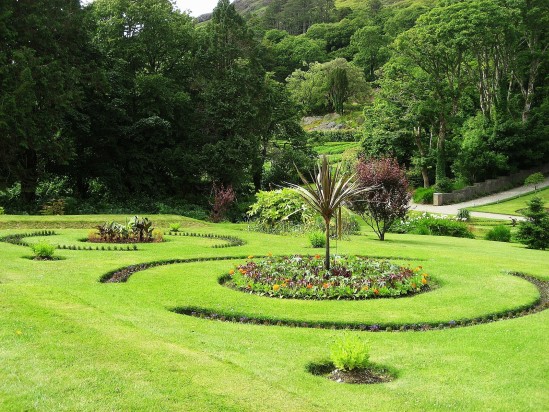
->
[[84, 0, 195, 197], [286, 58, 369, 114], [287, 156, 367, 270], [524, 173, 545, 191], [328, 67, 349, 115], [0, 0, 86, 208], [352, 158, 411, 241], [193, 0, 266, 189], [517, 197, 549, 250], [350, 25, 389, 81]]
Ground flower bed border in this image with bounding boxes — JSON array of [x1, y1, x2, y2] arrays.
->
[[172, 273, 548, 332], [165, 231, 246, 248]]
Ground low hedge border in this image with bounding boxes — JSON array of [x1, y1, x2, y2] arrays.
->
[[172, 273, 548, 332], [165, 231, 246, 248]]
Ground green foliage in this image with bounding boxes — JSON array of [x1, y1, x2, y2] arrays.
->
[[524, 173, 545, 190], [0, 206, 4, 215], [169, 223, 181, 232], [485, 225, 511, 243], [263, 32, 328, 81], [287, 155, 367, 269], [40, 199, 66, 216], [413, 187, 434, 204], [31, 242, 56, 259], [287, 58, 369, 115], [416, 219, 474, 239], [328, 67, 349, 115], [262, 0, 336, 35], [92, 216, 157, 243], [309, 231, 326, 248], [247, 189, 310, 228], [330, 336, 370, 371], [517, 197, 549, 250], [456, 209, 470, 222], [392, 214, 474, 239]]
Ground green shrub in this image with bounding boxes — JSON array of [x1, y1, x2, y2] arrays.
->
[[434, 177, 454, 193], [0, 206, 4, 215], [456, 209, 471, 221], [40, 199, 66, 215], [517, 197, 549, 250], [413, 187, 435, 204], [416, 218, 474, 238], [247, 189, 312, 229], [394, 214, 475, 238], [169, 223, 181, 232], [31, 242, 56, 259], [330, 336, 370, 371], [485, 225, 511, 242], [309, 231, 326, 248]]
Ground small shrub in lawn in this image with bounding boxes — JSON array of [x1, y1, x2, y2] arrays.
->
[[31, 242, 56, 259], [330, 336, 370, 371], [169, 223, 181, 232], [309, 231, 326, 248], [152, 229, 164, 242], [0, 206, 4, 215], [456, 209, 470, 221], [485, 225, 511, 242], [413, 187, 435, 204], [391, 213, 474, 238], [517, 196, 549, 250]]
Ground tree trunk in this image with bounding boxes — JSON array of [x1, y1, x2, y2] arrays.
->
[[436, 115, 447, 184], [413, 127, 430, 188], [325, 218, 330, 270], [20, 149, 38, 210]]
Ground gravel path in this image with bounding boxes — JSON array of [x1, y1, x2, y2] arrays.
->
[[410, 176, 549, 221]]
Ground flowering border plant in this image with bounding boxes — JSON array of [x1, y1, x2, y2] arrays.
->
[[226, 255, 430, 300]]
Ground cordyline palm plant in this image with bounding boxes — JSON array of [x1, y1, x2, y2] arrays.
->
[[287, 155, 369, 270]]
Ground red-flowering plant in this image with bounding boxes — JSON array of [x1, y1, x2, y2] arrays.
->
[[352, 157, 411, 241], [210, 183, 236, 223]]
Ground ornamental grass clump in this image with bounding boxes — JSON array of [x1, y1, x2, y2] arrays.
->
[[227, 255, 430, 300]]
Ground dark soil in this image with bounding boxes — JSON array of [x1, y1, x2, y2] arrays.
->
[[329, 368, 394, 384]]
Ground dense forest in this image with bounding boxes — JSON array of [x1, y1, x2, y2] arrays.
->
[[0, 0, 547, 216]]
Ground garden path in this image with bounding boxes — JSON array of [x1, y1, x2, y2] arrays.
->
[[410, 176, 549, 221]]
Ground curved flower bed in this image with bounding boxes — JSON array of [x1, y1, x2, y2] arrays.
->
[[226, 255, 430, 300]]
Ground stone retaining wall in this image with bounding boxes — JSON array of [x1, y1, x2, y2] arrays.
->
[[433, 164, 549, 206]]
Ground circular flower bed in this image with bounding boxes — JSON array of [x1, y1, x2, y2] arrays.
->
[[226, 255, 430, 300]]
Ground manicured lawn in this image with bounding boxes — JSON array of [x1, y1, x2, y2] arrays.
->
[[313, 141, 361, 163], [469, 187, 549, 216], [1, 215, 548, 411]]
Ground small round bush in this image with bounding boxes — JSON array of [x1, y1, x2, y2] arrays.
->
[[330, 336, 370, 371], [31, 242, 56, 259], [169, 223, 181, 232], [309, 231, 326, 248], [413, 187, 435, 204], [485, 225, 511, 242]]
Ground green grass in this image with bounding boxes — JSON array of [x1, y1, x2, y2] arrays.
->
[[313, 141, 361, 163], [469, 187, 549, 216], [1, 216, 548, 411]]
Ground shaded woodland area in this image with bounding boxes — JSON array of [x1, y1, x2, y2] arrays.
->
[[0, 0, 547, 214]]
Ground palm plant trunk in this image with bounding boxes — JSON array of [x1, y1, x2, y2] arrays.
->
[[325, 218, 330, 270]]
